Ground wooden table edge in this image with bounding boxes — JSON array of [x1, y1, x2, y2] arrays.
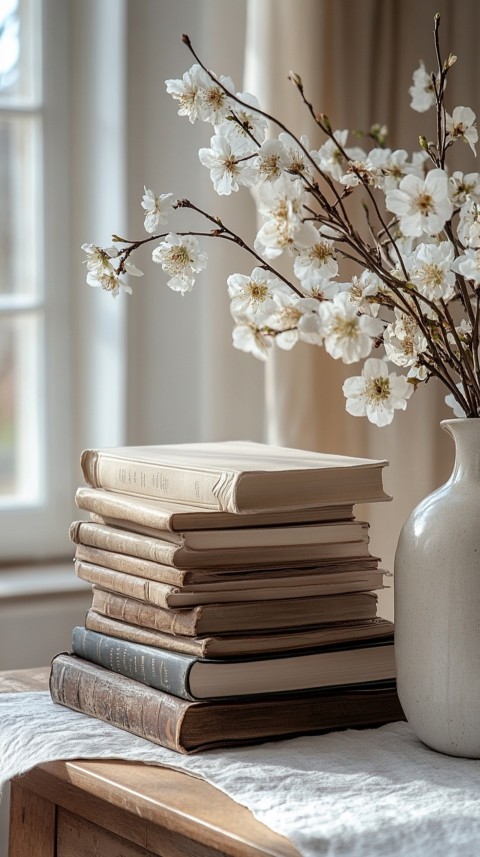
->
[[3, 667, 300, 857]]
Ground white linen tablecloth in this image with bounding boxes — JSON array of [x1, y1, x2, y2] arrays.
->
[[1, 692, 480, 857]]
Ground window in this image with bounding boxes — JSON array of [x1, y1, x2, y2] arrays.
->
[[0, 0, 74, 560]]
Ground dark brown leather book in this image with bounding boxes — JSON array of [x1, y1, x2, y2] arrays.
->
[[50, 653, 404, 754]]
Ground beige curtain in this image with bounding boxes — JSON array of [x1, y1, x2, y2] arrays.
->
[[245, 0, 480, 617]]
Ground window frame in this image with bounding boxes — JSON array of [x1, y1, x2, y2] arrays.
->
[[0, 0, 75, 560]]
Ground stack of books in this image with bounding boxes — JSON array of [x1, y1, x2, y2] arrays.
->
[[50, 441, 404, 753]]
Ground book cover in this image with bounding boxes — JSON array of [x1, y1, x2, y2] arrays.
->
[[74, 542, 384, 593], [75, 558, 385, 607], [90, 587, 379, 636], [70, 520, 374, 569], [81, 440, 390, 513], [85, 610, 395, 658], [75, 486, 356, 531], [50, 654, 405, 754], [71, 626, 396, 700]]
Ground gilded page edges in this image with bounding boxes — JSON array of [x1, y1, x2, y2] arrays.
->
[[212, 471, 240, 513]]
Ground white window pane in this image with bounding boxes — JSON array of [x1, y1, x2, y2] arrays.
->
[[0, 0, 40, 106], [0, 115, 41, 297], [0, 312, 42, 502]]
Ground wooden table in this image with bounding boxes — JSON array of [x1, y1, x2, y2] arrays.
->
[[2, 668, 300, 857]]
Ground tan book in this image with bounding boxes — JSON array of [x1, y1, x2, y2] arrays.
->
[[75, 486, 356, 531], [75, 559, 385, 607], [81, 440, 390, 513], [75, 542, 382, 588], [90, 587, 379, 636], [85, 610, 395, 658], [50, 654, 405, 754], [70, 520, 374, 568]]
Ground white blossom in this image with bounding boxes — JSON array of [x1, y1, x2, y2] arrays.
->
[[267, 293, 320, 350], [385, 168, 453, 237], [446, 106, 478, 155], [383, 310, 429, 380], [232, 318, 272, 361], [409, 61, 436, 112], [366, 148, 424, 191], [409, 241, 456, 301], [344, 270, 382, 317], [445, 384, 467, 418], [293, 228, 338, 289], [319, 292, 384, 364], [448, 171, 480, 206], [152, 233, 207, 294], [451, 248, 480, 285], [457, 199, 480, 247], [343, 358, 413, 426], [227, 268, 289, 321], [254, 175, 309, 259], [278, 132, 313, 179], [82, 244, 133, 297], [141, 189, 174, 234], [197, 73, 236, 124], [310, 130, 366, 183], [216, 91, 267, 149], [199, 131, 258, 194], [165, 64, 207, 124], [255, 139, 290, 182]]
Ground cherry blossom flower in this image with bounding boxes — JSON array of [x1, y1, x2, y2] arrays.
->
[[409, 61, 436, 112], [385, 168, 453, 236], [152, 233, 207, 293], [232, 318, 272, 360], [255, 139, 290, 183], [446, 106, 478, 155], [266, 293, 321, 350], [165, 64, 206, 124], [197, 73, 236, 125], [216, 91, 267, 149], [293, 227, 338, 289], [408, 241, 456, 301], [199, 131, 258, 194], [254, 175, 309, 259], [448, 171, 480, 206], [310, 130, 366, 183], [451, 248, 480, 285], [319, 292, 384, 364], [343, 358, 413, 426], [141, 189, 174, 234], [383, 311, 429, 380], [227, 268, 289, 320], [457, 199, 480, 247], [445, 384, 467, 418], [278, 132, 313, 179]]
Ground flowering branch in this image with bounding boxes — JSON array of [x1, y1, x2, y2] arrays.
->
[[83, 15, 480, 426]]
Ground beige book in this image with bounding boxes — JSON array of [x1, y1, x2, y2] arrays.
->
[[75, 559, 385, 607], [90, 587, 379, 636], [74, 542, 381, 587], [70, 520, 374, 568], [81, 440, 390, 513], [74, 542, 384, 591], [75, 486, 356, 531], [85, 610, 395, 658]]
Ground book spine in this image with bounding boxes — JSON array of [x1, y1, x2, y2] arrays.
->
[[71, 627, 196, 700], [49, 653, 192, 753], [75, 560, 178, 608], [91, 589, 200, 636], [84, 610, 208, 657], [74, 544, 190, 586], [80, 449, 227, 510], [70, 521, 180, 566], [75, 487, 174, 532]]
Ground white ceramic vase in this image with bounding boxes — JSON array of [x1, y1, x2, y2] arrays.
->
[[394, 417, 480, 758]]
